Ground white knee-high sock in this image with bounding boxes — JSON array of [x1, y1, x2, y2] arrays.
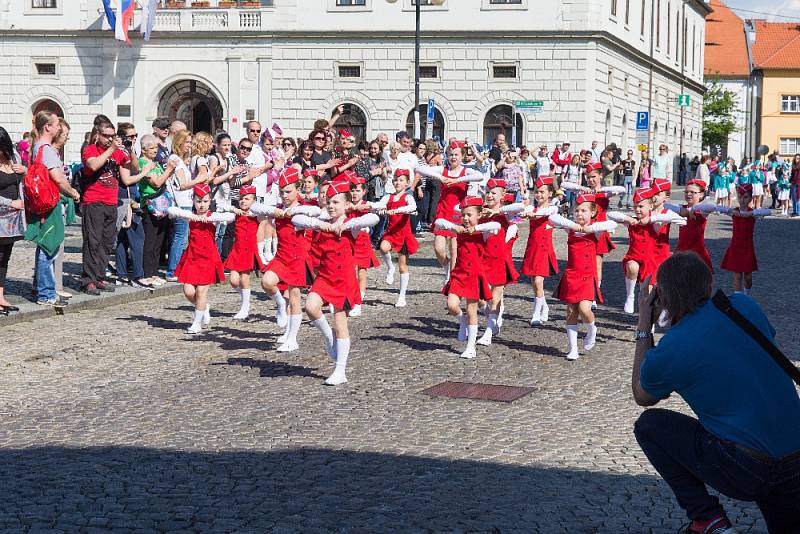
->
[[203, 304, 211, 325], [312, 317, 336, 359], [325, 338, 350, 385], [584, 321, 597, 350], [461, 324, 478, 358], [398, 273, 409, 300], [188, 309, 204, 333], [271, 290, 287, 326], [382, 252, 394, 272], [285, 313, 302, 345], [237, 288, 251, 316], [625, 278, 636, 298], [566, 325, 579, 360]]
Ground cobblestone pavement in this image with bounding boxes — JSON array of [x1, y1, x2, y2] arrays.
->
[[1, 206, 798, 533]]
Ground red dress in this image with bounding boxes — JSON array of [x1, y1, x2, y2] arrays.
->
[[309, 229, 362, 311], [554, 231, 603, 304], [521, 208, 558, 277], [350, 204, 379, 269], [433, 167, 468, 238], [675, 209, 713, 271], [622, 223, 658, 282], [442, 232, 492, 300], [481, 214, 519, 286], [175, 220, 225, 285], [721, 211, 758, 273], [264, 214, 314, 288], [381, 193, 419, 255], [652, 207, 672, 275], [223, 215, 265, 273], [593, 192, 616, 255]]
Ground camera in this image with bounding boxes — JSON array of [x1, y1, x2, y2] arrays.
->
[[123, 138, 133, 149]]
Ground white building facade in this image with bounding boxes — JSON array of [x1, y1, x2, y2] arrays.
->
[[0, 0, 708, 160]]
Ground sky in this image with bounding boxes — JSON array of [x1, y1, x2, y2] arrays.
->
[[725, 0, 800, 21]]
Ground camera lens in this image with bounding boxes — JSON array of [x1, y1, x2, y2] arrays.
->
[[123, 139, 133, 148]]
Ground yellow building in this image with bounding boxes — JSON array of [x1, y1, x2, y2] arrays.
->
[[752, 22, 800, 156]]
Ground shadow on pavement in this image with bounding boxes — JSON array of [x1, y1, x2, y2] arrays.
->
[[0, 445, 712, 532], [214, 358, 325, 380]]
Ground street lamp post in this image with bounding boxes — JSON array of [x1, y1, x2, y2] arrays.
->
[[386, 0, 444, 138]]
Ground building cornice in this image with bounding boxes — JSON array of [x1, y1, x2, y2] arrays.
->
[[0, 28, 706, 93]]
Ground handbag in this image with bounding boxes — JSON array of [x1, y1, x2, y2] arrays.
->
[[711, 290, 800, 387]]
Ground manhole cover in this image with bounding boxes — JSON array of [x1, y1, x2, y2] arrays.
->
[[421, 381, 534, 403]]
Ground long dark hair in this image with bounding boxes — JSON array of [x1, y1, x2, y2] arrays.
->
[[0, 126, 15, 163], [656, 252, 712, 326]]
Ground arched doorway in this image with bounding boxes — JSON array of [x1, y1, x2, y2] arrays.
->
[[157, 79, 224, 134], [482, 105, 523, 147], [32, 98, 64, 118], [332, 103, 368, 142], [406, 104, 445, 141]]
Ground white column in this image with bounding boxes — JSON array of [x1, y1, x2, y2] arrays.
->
[[226, 54, 242, 137], [257, 56, 272, 128]]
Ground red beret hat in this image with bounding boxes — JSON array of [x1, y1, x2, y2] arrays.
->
[[686, 179, 706, 190], [486, 178, 506, 189], [737, 183, 753, 195], [535, 176, 554, 188], [326, 180, 351, 198], [586, 162, 602, 173], [239, 184, 257, 197], [461, 196, 484, 208], [336, 170, 357, 183], [651, 178, 672, 192], [278, 167, 301, 188], [503, 192, 516, 204], [193, 183, 211, 198], [450, 140, 466, 149], [632, 187, 655, 204], [576, 193, 596, 205], [303, 168, 318, 177], [394, 168, 411, 178]]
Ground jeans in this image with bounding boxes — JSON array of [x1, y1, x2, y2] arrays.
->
[[215, 223, 227, 253], [35, 246, 57, 302], [791, 184, 800, 216], [634, 408, 800, 533], [167, 206, 191, 277], [422, 179, 442, 224], [115, 212, 145, 280], [620, 177, 634, 206]]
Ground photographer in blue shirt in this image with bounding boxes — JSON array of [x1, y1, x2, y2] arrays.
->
[[631, 252, 800, 534]]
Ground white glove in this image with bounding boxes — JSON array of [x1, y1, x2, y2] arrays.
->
[[606, 211, 629, 223]]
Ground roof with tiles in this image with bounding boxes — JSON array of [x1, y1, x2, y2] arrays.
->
[[752, 20, 800, 70], [704, 0, 750, 77]]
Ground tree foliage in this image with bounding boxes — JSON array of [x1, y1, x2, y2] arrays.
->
[[702, 78, 739, 151]]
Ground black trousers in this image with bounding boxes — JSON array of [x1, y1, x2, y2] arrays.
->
[[420, 179, 442, 224], [0, 240, 14, 287], [81, 203, 117, 287], [142, 211, 170, 279]]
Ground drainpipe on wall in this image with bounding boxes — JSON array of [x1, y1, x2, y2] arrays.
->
[[648, 0, 656, 154]]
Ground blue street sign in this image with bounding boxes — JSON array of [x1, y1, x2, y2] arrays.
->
[[427, 97, 435, 122], [636, 112, 649, 131]]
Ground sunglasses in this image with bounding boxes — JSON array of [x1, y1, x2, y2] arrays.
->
[[239, 145, 253, 151], [313, 136, 325, 141], [283, 142, 292, 146], [126, 134, 138, 139], [249, 129, 261, 133]]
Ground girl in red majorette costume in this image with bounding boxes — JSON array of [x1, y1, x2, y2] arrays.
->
[[220, 184, 264, 320], [168, 183, 235, 334], [434, 196, 501, 360], [249, 167, 321, 352], [606, 187, 686, 315], [474, 178, 519, 347], [290, 180, 379, 386], [415, 141, 483, 286], [370, 168, 419, 308], [548, 193, 617, 361], [718, 184, 771, 295], [341, 169, 379, 317], [663, 179, 716, 273]]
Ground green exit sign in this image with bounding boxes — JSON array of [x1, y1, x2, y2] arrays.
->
[[677, 94, 690, 106]]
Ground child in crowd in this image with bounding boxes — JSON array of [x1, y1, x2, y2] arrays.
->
[[777, 162, 791, 216], [548, 194, 617, 360], [371, 168, 418, 308], [435, 197, 500, 359], [346, 170, 380, 317], [222, 184, 264, 320], [168, 184, 235, 334]]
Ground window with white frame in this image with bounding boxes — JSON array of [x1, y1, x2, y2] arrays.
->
[[336, 0, 366, 5], [611, 0, 617, 16], [781, 95, 800, 113], [489, 0, 523, 3], [780, 138, 800, 154], [32, 0, 57, 7]]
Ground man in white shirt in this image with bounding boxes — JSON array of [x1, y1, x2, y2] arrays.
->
[[590, 140, 601, 164], [652, 144, 673, 182]]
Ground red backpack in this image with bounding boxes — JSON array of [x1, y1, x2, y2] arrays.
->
[[23, 144, 60, 216]]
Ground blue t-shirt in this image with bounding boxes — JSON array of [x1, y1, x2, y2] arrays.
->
[[640, 294, 800, 458]]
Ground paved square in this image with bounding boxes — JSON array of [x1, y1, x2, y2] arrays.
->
[[1, 213, 796, 532]]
